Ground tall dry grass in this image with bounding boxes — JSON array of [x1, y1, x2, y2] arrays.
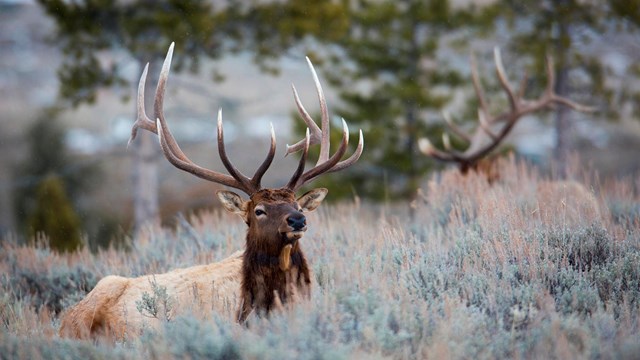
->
[[1, 158, 639, 359]]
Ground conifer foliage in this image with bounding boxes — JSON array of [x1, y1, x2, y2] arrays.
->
[[28, 175, 83, 253]]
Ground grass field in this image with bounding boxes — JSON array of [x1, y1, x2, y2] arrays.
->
[[1, 158, 639, 359]]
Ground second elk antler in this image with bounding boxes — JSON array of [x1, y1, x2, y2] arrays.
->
[[419, 47, 593, 173]]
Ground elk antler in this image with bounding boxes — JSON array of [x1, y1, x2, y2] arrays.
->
[[130, 44, 363, 195], [418, 47, 593, 172], [285, 57, 364, 190], [129, 43, 276, 195]]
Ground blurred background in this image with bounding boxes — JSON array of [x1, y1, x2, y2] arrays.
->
[[1, 0, 639, 251]]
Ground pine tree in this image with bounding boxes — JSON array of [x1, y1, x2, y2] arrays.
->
[[301, 0, 469, 201], [27, 175, 83, 253], [14, 112, 97, 238], [37, 0, 237, 229], [486, 0, 640, 172]]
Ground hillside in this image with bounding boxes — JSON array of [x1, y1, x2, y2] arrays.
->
[[1, 158, 639, 359]]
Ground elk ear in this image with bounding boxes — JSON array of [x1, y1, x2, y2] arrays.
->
[[297, 188, 328, 212], [216, 190, 248, 219]]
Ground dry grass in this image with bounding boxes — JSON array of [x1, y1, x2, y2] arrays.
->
[[1, 158, 639, 359]]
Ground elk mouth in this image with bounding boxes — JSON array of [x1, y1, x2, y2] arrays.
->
[[282, 229, 306, 242], [279, 222, 307, 243]]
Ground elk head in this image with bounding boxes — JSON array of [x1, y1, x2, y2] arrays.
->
[[217, 188, 327, 269], [419, 48, 593, 175], [129, 42, 363, 322]]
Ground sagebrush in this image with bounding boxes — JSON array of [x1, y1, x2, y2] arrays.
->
[[1, 159, 639, 359]]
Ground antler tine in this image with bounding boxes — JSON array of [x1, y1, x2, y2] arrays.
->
[[285, 57, 330, 166], [250, 122, 276, 189], [328, 128, 364, 173], [442, 132, 452, 151], [294, 119, 350, 189], [155, 43, 174, 127], [286, 84, 322, 155], [493, 47, 518, 112], [543, 55, 596, 113], [286, 129, 310, 189], [470, 53, 490, 121], [443, 111, 471, 143], [418, 137, 456, 161], [517, 69, 529, 99], [306, 57, 331, 165], [156, 118, 244, 190], [477, 109, 499, 141], [129, 63, 158, 147], [216, 110, 254, 192], [151, 44, 193, 164], [550, 95, 596, 113]]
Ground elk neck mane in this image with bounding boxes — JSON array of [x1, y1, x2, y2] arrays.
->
[[237, 187, 312, 320]]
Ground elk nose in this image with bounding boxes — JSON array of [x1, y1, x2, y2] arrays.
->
[[287, 214, 306, 231]]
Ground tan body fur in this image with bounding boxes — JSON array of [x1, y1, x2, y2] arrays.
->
[[59, 251, 243, 339]]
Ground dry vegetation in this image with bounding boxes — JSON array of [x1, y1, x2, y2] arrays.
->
[[1, 158, 639, 359]]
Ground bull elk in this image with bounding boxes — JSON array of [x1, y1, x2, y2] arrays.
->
[[59, 43, 363, 339], [419, 48, 592, 176]]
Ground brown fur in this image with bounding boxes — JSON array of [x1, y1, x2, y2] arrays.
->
[[237, 188, 312, 322], [460, 157, 501, 184], [59, 188, 325, 339]]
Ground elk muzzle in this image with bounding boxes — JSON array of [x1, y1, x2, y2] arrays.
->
[[278, 213, 306, 271], [280, 213, 307, 243], [287, 214, 306, 231]]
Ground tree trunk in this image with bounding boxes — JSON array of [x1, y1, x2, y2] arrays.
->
[[132, 59, 161, 230], [554, 21, 571, 177], [0, 170, 14, 236], [132, 132, 159, 230], [554, 76, 570, 176], [406, 103, 418, 220], [406, 20, 420, 220]]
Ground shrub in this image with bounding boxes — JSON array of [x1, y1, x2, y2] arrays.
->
[[2, 263, 96, 314], [1, 159, 639, 359], [543, 225, 613, 271], [27, 175, 83, 253], [135, 277, 173, 322]]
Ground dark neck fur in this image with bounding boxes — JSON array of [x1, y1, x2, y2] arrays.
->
[[237, 237, 311, 322]]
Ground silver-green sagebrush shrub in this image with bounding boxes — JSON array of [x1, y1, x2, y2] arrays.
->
[[1, 159, 639, 359], [135, 277, 174, 322]]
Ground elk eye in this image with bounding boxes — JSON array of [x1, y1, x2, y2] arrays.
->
[[255, 209, 266, 216]]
